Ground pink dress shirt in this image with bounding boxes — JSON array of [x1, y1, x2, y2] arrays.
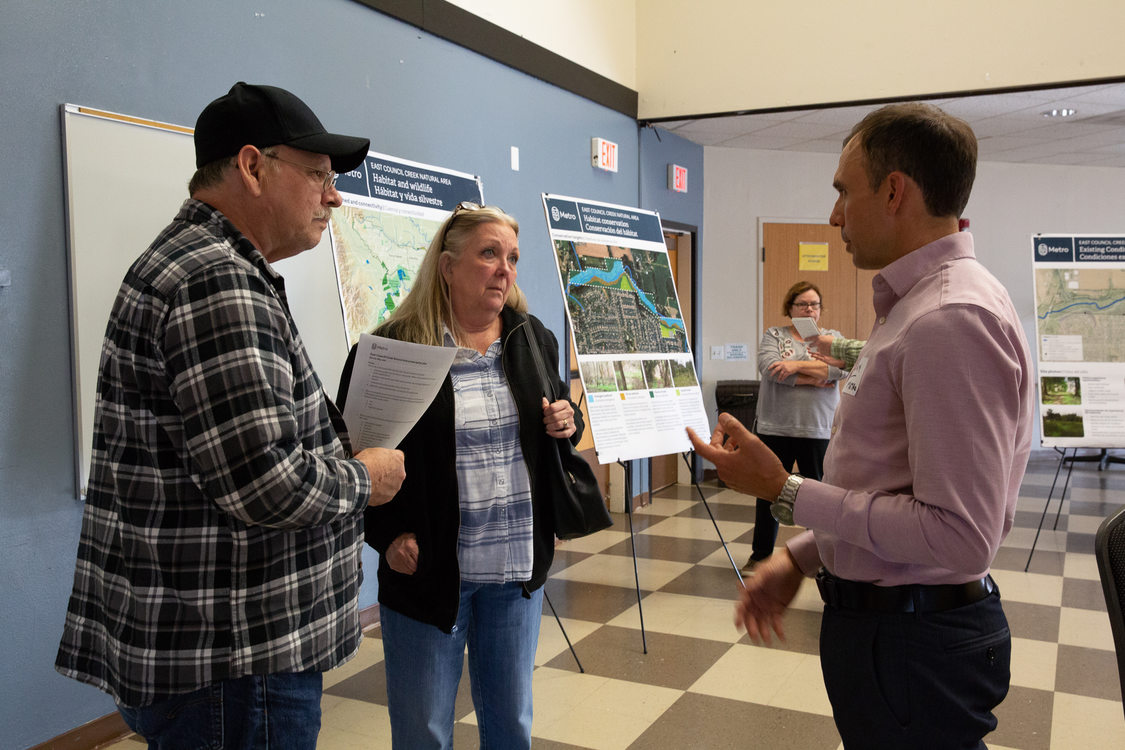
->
[[788, 232, 1034, 586]]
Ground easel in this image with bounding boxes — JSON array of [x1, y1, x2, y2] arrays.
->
[[614, 452, 747, 654], [543, 589, 583, 672], [1026, 447, 1123, 571]]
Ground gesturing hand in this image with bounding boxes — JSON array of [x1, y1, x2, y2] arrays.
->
[[686, 413, 790, 500], [734, 547, 804, 645]]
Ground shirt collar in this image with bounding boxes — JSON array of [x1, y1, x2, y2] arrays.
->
[[442, 324, 502, 361], [181, 198, 284, 286], [877, 231, 976, 301]]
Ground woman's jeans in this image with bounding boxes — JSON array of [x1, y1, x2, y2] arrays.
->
[[117, 671, 322, 749], [381, 580, 543, 750]]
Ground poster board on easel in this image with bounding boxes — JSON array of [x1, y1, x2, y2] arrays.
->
[[541, 193, 710, 464], [1030, 234, 1125, 449]]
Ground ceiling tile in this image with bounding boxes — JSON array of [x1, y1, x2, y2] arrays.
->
[[657, 83, 1125, 167]]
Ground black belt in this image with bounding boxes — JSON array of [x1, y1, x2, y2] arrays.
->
[[815, 569, 996, 614]]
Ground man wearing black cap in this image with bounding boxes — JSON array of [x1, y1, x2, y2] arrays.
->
[[56, 83, 404, 748]]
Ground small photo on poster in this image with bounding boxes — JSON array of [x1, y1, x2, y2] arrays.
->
[[668, 358, 699, 388], [580, 360, 620, 393], [1041, 376, 1082, 406], [1042, 407, 1085, 438], [614, 360, 647, 391], [643, 359, 674, 389]]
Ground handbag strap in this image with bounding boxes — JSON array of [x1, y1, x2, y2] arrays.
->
[[521, 318, 558, 402]]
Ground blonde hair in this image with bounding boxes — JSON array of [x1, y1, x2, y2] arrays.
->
[[377, 204, 527, 346]]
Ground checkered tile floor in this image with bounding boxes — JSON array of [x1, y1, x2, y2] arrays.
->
[[108, 452, 1125, 749]]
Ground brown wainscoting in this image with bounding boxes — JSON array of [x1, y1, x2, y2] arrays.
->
[[359, 601, 380, 632], [29, 711, 130, 750], [36, 602, 383, 749]]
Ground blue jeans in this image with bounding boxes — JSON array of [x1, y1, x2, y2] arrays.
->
[[117, 672, 322, 750], [381, 580, 543, 750]]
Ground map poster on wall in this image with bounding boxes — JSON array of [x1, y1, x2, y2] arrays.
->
[[1031, 234, 1125, 448], [542, 194, 711, 464], [331, 152, 483, 347]]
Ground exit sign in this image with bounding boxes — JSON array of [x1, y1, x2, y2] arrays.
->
[[591, 137, 618, 172], [668, 164, 688, 193]]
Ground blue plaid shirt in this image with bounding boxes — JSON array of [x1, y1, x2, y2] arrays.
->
[[445, 331, 534, 583]]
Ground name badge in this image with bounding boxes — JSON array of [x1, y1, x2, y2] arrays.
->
[[843, 357, 867, 396]]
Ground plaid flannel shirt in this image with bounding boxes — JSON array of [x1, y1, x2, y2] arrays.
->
[[56, 199, 371, 707]]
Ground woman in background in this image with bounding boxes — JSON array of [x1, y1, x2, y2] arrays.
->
[[338, 202, 583, 750], [742, 280, 846, 574]]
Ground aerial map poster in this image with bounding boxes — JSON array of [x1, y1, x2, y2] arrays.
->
[[330, 151, 483, 347], [542, 194, 711, 464], [1031, 234, 1125, 448]]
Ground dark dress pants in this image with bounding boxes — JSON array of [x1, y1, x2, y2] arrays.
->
[[820, 591, 1011, 749], [751, 433, 828, 559]]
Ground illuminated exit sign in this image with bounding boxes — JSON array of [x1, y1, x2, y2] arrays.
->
[[668, 163, 688, 193], [591, 137, 618, 172]]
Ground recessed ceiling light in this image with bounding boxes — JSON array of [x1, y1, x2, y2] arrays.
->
[[1042, 108, 1077, 118]]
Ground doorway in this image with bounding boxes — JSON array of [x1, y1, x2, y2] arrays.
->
[[760, 221, 876, 342], [648, 223, 697, 495]]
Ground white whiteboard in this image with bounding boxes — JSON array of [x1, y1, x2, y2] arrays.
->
[[62, 105, 348, 498]]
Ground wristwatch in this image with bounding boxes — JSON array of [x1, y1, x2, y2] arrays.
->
[[771, 474, 804, 525]]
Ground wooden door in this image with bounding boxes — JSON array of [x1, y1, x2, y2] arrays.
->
[[569, 342, 610, 503], [762, 222, 877, 342], [648, 229, 692, 495]]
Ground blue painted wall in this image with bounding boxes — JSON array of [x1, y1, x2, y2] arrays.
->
[[636, 125, 706, 490], [0, 2, 701, 745], [640, 124, 705, 353]]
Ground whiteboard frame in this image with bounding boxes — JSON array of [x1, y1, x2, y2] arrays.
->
[[62, 104, 198, 499], [61, 104, 351, 498]]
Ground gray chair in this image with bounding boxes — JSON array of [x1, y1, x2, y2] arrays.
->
[[1094, 505, 1125, 717]]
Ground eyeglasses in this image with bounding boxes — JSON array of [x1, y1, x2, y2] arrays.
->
[[264, 152, 338, 192], [791, 302, 822, 310], [451, 200, 482, 216], [444, 201, 488, 232], [434, 201, 484, 251], [436, 201, 510, 253]]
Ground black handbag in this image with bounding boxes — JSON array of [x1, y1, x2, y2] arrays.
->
[[522, 322, 613, 540]]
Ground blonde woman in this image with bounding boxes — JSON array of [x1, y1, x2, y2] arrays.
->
[[338, 203, 582, 749]]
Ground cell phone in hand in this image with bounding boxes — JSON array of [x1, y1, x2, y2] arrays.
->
[[791, 316, 821, 339]]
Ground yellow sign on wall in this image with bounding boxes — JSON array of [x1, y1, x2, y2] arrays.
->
[[799, 241, 829, 271]]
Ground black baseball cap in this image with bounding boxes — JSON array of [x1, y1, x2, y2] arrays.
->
[[194, 82, 370, 173]]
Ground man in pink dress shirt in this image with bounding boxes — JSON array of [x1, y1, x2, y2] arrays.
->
[[690, 102, 1034, 748]]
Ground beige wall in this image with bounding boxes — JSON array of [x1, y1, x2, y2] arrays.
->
[[446, 0, 638, 89], [637, 0, 1125, 117], [454, 0, 1125, 120]]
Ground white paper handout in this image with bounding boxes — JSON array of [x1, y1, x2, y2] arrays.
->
[[341, 334, 457, 451], [791, 316, 821, 340]]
